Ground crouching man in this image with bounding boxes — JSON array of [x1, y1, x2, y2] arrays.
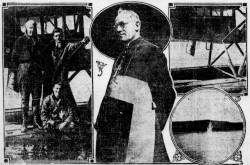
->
[[41, 82, 75, 133]]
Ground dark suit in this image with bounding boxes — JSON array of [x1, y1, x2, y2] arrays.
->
[[96, 37, 176, 163]]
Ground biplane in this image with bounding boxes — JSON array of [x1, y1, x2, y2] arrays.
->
[[3, 4, 92, 163], [169, 4, 247, 94]]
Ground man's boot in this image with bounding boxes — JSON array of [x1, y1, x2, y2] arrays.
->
[[34, 114, 43, 130], [21, 109, 28, 133], [33, 103, 43, 130]]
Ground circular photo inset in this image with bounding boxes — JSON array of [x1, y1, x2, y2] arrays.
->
[[90, 2, 171, 58], [170, 87, 246, 164]]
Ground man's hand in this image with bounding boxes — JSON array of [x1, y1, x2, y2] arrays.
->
[[58, 122, 68, 131], [152, 102, 157, 110], [48, 120, 55, 126], [81, 36, 90, 44]]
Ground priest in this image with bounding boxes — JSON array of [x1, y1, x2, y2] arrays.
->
[[95, 8, 176, 163]]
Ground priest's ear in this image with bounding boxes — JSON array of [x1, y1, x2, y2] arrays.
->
[[135, 21, 141, 32]]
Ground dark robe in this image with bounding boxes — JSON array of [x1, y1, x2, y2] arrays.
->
[[95, 37, 176, 163]]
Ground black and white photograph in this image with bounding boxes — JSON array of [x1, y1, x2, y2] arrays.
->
[[0, 1, 250, 165], [169, 4, 247, 94], [170, 87, 245, 164], [91, 2, 176, 163], [3, 3, 92, 163]]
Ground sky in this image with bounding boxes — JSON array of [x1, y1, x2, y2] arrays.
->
[[171, 88, 244, 123]]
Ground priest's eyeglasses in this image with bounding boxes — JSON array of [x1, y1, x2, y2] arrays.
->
[[113, 21, 134, 29]]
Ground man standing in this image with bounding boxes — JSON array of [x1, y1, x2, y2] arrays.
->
[[10, 20, 43, 132], [95, 9, 176, 163], [41, 82, 74, 133], [42, 28, 89, 106]]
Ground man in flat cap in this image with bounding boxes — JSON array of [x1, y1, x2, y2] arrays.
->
[[10, 20, 43, 132], [95, 9, 176, 163]]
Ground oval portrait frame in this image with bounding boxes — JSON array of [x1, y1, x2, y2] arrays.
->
[[169, 87, 246, 164], [90, 1, 173, 57]]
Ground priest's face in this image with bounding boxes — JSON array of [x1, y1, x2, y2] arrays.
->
[[114, 12, 138, 42]]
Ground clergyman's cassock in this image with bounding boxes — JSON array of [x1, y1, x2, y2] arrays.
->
[[95, 37, 176, 163]]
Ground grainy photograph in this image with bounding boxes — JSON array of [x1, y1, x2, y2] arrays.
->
[[170, 87, 245, 164], [3, 3, 92, 163], [169, 4, 247, 94], [91, 2, 176, 163], [1, 1, 249, 165]]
